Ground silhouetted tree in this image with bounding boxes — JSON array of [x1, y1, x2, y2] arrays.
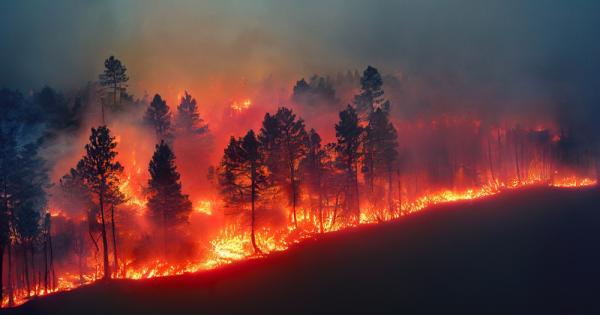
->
[[76, 126, 124, 279], [59, 168, 98, 279], [362, 104, 399, 218], [144, 94, 173, 142], [175, 91, 208, 136], [147, 141, 192, 258], [292, 75, 336, 107], [259, 107, 308, 229], [299, 129, 326, 232], [353, 66, 385, 117], [99, 56, 129, 122], [218, 130, 268, 254], [335, 105, 363, 223], [13, 143, 48, 295]]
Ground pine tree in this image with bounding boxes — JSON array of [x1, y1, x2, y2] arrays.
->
[[13, 143, 48, 295], [335, 105, 363, 223], [147, 140, 192, 258], [299, 129, 326, 232], [76, 126, 124, 279], [258, 107, 308, 228], [362, 104, 399, 218], [218, 130, 268, 254], [353, 65, 385, 117], [144, 94, 173, 142], [99, 56, 129, 122], [175, 91, 208, 135]]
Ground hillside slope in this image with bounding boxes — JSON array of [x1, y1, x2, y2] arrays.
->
[[5, 187, 600, 315]]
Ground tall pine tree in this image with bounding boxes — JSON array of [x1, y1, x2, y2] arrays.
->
[[362, 105, 399, 218], [218, 130, 268, 254], [258, 107, 308, 228], [335, 105, 363, 223], [147, 140, 192, 258], [175, 91, 208, 136], [144, 94, 173, 142], [76, 126, 124, 279], [98, 56, 129, 122], [353, 66, 385, 117]]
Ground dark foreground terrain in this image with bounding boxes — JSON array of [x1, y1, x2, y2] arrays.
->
[[4, 187, 600, 315]]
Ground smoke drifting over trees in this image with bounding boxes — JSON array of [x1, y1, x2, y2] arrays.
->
[[1, 0, 599, 308]]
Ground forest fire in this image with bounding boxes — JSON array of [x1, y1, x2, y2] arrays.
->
[[1, 56, 600, 311]]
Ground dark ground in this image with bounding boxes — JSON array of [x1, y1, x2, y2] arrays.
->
[[4, 187, 600, 315]]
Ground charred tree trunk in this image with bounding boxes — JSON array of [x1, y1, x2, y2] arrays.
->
[[289, 159, 298, 229], [387, 168, 393, 218], [29, 242, 36, 295], [110, 204, 119, 278], [397, 169, 402, 215], [318, 191, 324, 234], [23, 244, 30, 297], [354, 160, 360, 224], [47, 224, 56, 291], [250, 162, 261, 255], [98, 182, 111, 280], [43, 235, 48, 292]]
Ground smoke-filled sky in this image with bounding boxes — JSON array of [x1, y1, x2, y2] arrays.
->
[[1, 0, 600, 128]]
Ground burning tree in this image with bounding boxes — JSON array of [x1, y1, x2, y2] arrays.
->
[[335, 105, 364, 224], [175, 91, 208, 136], [144, 94, 173, 142], [258, 107, 308, 229], [59, 168, 95, 281], [76, 126, 124, 279], [147, 140, 192, 259], [299, 129, 327, 232], [218, 130, 269, 254], [362, 104, 399, 218], [13, 143, 49, 296]]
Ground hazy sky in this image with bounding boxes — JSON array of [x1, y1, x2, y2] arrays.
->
[[1, 0, 600, 125]]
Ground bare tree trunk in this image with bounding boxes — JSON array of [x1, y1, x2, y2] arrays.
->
[[110, 205, 119, 278], [387, 169, 393, 218], [98, 186, 111, 279], [318, 192, 324, 234], [250, 163, 261, 255], [330, 191, 340, 230], [289, 160, 298, 229], [23, 244, 30, 297], [29, 243, 36, 296], [354, 160, 360, 224], [43, 235, 48, 293], [48, 231, 55, 291], [397, 169, 402, 215]]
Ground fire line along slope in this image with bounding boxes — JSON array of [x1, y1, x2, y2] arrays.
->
[[6, 186, 600, 315]]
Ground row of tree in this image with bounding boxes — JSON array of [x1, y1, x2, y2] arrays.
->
[[219, 66, 400, 253]]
